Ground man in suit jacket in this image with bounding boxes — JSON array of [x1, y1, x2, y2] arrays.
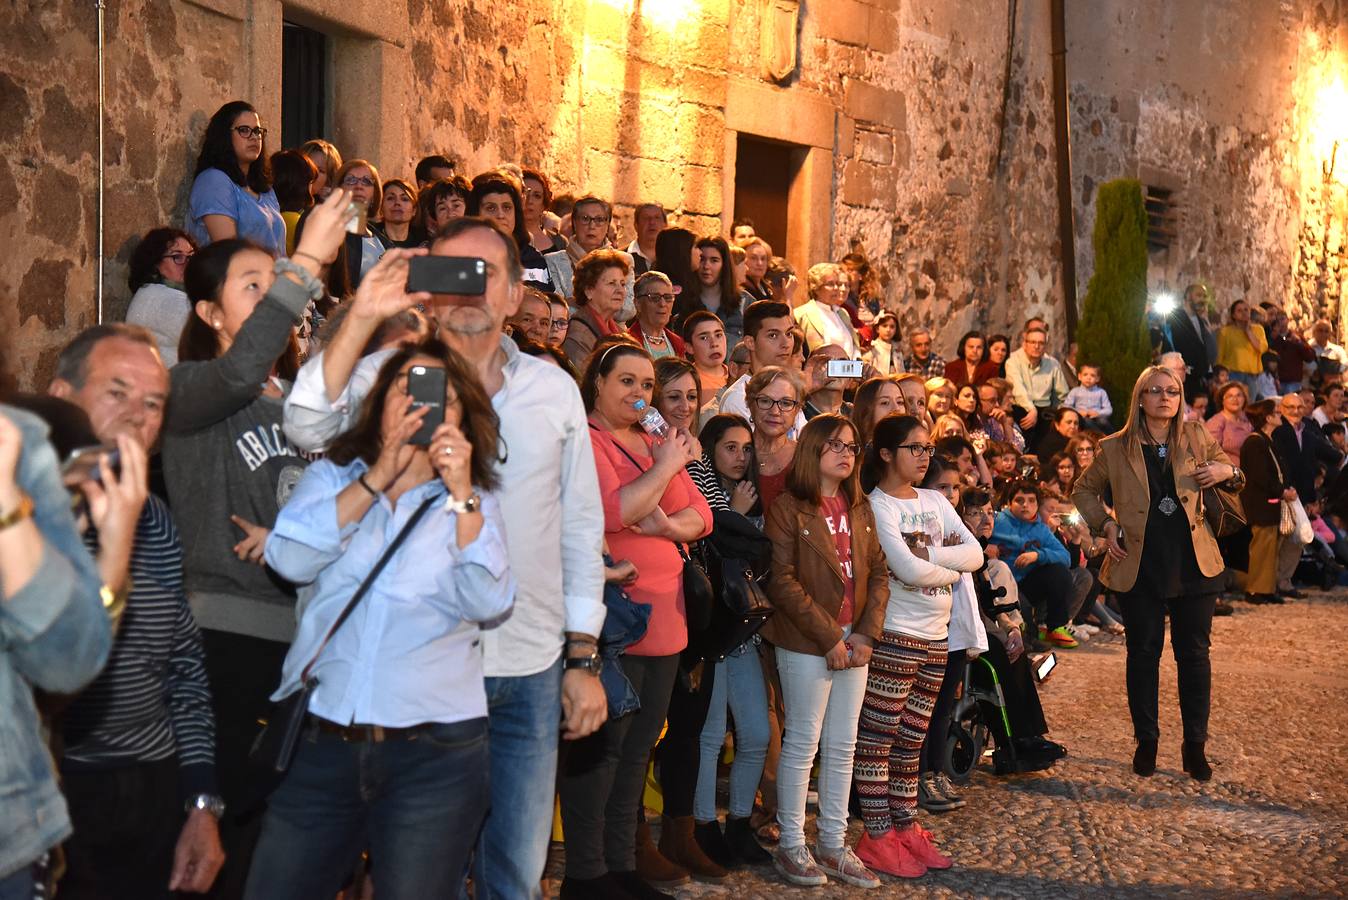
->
[[1159, 284, 1217, 395], [1272, 393, 1342, 503]]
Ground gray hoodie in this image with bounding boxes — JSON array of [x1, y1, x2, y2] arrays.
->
[[162, 274, 314, 643]]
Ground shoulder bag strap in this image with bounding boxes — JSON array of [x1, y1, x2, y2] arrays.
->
[[299, 493, 438, 683]]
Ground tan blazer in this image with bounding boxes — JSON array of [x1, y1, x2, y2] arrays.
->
[[1072, 420, 1238, 593], [761, 491, 889, 655]]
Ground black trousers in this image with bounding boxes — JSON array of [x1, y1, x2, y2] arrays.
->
[[656, 660, 717, 818], [559, 654, 679, 879], [919, 652, 967, 773], [973, 638, 1049, 743], [200, 629, 290, 900], [1117, 591, 1216, 743], [1017, 563, 1073, 631], [59, 757, 181, 900]]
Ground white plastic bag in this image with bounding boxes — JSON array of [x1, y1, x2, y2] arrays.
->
[[1290, 497, 1314, 546]]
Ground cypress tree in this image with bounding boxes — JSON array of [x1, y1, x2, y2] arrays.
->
[[1077, 179, 1151, 415]]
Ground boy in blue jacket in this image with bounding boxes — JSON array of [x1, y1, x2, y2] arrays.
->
[[990, 481, 1078, 648]]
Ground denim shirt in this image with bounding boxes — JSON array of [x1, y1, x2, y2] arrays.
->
[[264, 459, 515, 727], [0, 405, 109, 877]]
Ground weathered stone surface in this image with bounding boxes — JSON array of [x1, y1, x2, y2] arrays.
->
[[0, 74, 31, 146], [17, 258, 72, 329], [38, 86, 92, 163]]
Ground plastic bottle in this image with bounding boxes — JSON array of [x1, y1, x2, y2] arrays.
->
[[633, 399, 670, 441]]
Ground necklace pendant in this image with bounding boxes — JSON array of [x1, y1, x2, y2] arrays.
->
[[1158, 496, 1179, 517], [1156, 443, 1168, 459]]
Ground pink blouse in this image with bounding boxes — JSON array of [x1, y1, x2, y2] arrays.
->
[[590, 425, 714, 657], [1205, 412, 1252, 466]]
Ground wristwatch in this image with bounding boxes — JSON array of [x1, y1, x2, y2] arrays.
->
[[564, 647, 603, 676], [185, 793, 226, 819], [445, 491, 481, 514]]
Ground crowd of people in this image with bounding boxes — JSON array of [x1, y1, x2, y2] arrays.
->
[[2, 99, 1344, 900]]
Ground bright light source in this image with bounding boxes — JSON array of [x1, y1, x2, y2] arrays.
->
[[1152, 293, 1177, 316]]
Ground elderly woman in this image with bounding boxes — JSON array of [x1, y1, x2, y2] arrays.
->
[[124, 227, 198, 365], [563, 249, 632, 370], [943, 330, 998, 386], [925, 377, 956, 419], [793, 263, 859, 358], [244, 339, 513, 897], [1205, 382, 1252, 466], [627, 271, 687, 360], [186, 101, 286, 256], [1074, 366, 1243, 783]]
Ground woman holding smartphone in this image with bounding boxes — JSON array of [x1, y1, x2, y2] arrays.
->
[[763, 413, 889, 889], [1074, 366, 1242, 782]]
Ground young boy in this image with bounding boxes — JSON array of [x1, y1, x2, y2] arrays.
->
[[1185, 390, 1209, 422], [1062, 363, 1113, 432], [990, 481, 1077, 648]]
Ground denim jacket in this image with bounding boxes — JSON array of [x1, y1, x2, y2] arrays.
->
[[0, 405, 109, 877]]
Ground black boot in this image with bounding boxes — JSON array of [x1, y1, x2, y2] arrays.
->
[[1182, 741, 1212, 782], [693, 819, 739, 870], [1132, 739, 1157, 776], [724, 815, 773, 865]]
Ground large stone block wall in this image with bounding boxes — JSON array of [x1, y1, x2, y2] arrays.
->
[[0, 0, 1342, 386]]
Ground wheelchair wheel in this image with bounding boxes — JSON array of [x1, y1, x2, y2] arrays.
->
[[942, 700, 988, 785]]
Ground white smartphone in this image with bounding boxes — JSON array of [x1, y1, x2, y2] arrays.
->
[[826, 359, 864, 379]]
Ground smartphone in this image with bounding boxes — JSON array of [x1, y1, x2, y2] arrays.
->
[[406, 256, 488, 295], [407, 365, 447, 446], [344, 202, 368, 235], [826, 359, 864, 379], [1033, 651, 1057, 683], [61, 445, 120, 484]]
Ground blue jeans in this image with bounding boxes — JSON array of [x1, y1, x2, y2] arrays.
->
[[695, 642, 770, 821], [469, 660, 563, 900], [243, 718, 490, 900]]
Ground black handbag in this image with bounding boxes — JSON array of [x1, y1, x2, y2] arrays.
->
[[249, 494, 436, 775], [1201, 484, 1246, 537], [679, 543, 715, 632]]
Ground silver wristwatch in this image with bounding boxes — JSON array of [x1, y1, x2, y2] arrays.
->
[[445, 491, 481, 514], [185, 793, 226, 819]]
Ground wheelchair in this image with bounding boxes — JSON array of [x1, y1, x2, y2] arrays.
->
[[940, 655, 1054, 782]]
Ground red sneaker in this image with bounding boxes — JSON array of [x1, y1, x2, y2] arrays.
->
[[897, 824, 952, 870], [855, 829, 927, 879]]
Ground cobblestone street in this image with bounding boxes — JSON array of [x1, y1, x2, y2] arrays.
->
[[548, 590, 1348, 898]]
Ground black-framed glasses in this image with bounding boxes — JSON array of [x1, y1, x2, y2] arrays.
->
[[899, 442, 937, 458], [233, 125, 267, 140], [824, 438, 861, 457], [637, 292, 677, 303], [1143, 386, 1183, 398], [343, 176, 376, 188], [576, 215, 610, 227], [753, 396, 800, 413], [161, 251, 194, 265]]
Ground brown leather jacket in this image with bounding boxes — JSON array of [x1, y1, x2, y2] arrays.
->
[[761, 490, 890, 656], [1073, 420, 1244, 593]]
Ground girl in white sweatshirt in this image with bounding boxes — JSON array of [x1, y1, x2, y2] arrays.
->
[[853, 415, 984, 880]]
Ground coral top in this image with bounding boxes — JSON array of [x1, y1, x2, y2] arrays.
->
[[589, 424, 714, 657]]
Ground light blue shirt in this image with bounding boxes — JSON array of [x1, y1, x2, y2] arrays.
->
[[264, 459, 514, 727], [186, 168, 287, 258]]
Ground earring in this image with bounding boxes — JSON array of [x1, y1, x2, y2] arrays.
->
[[213, 321, 222, 329]]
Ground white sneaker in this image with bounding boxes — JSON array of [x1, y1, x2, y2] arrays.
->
[[815, 845, 880, 889], [1065, 623, 1090, 642], [1077, 622, 1100, 635]]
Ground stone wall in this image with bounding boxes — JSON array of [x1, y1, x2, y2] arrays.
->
[[0, 0, 1342, 386]]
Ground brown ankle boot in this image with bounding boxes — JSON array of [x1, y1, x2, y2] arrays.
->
[[657, 815, 730, 884], [635, 818, 690, 888]]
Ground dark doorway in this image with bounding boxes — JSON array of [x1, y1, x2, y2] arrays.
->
[[282, 21, 329, 149], [733, 135, 805, 258]]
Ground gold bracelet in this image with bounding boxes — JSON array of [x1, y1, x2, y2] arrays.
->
[[0, 493, 33, 531]]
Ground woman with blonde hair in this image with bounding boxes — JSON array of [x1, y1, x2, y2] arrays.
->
[[1074, 365, 1243, 782], [793, 263, 859, 358], [924, 378, 956, 419]]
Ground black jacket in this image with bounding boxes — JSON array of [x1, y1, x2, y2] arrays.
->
[[1272, 420, 1342, 503], [1239, 432, 1287, 527]]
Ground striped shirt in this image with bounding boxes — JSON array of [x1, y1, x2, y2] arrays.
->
[[62, 495, 217, 799]]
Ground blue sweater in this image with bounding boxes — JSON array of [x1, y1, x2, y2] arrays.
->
[[990, 510, 1071, 581]]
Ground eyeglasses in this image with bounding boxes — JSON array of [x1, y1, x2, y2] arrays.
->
[[343, 176, 376, 188], [753, 396, 800, 413], [549, 318, 569, 331], [161, 251, 194, 265], [824, 438, 861, 456], [233, 125, 267, 140], [899, 443, 937, 458], [637, 293, 677, 303], [576, 215, 610, 227], [1143, 386, 1183, 398]]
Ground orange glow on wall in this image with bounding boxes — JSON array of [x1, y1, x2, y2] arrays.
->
[[591, 0, 702, 31]]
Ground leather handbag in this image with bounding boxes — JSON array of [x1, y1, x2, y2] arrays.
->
[[250, 494, 437, 775], [679, 543, 715, 632], [1201, 484, 1246, 537]]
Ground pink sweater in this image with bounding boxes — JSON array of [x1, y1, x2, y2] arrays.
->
[[1206, 412, 1253, 466], [590, 426, 713, 657]]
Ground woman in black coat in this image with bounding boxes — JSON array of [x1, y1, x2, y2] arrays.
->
[[1239, 399, 1292, 604]]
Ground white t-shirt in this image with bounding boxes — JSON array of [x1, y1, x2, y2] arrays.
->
[[868, 487, 983, 641]]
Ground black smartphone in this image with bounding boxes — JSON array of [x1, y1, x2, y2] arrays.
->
[[406, 256, 488, 295], [61, 445, 120, 485], [407, 365, 447, 446]]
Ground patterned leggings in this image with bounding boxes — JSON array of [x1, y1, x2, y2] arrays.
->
[[854, 630, 947, 836]]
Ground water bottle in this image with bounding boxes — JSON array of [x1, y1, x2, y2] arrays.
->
[[633, 399, 670, 441]]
